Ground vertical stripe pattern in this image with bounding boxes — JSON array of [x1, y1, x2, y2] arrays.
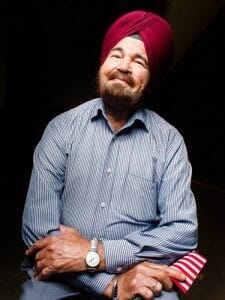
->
[[22, 98, 198, 295]]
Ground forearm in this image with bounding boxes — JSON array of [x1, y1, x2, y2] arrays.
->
[[66, 272, 115, 297], [103, 219, 197, 274]]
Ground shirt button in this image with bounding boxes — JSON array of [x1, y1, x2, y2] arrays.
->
[[100, 202, 106, 208], [106, 168, 111, 174], [116, 266, 123, 272]]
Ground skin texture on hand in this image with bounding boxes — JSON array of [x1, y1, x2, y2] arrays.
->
[[25, 225, 106, 280], [26, 225, 185, 299], [104, 261, 186, 300]]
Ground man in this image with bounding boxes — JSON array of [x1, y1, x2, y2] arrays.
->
[[20, 10, 198, 300]]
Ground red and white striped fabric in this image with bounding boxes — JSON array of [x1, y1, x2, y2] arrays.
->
[[171, 251, 207, 294]]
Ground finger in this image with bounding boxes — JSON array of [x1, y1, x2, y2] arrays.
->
[[26, 237, 53, 256], [135, 286, 154, 300], [26, 243, 40, 256], [33, 256, 45, 274], [149, 280, 162, 296], [34, 265, 55, 281], [156, 263, 185, 280], [148, 263, 186, 282], [139, 276, 162, 297], [152, 273, 173, 291], [35, 250, 45, 262], [33, 264, 42, 278], [170, 266, 186, 281], [141, 266, 173, 291]]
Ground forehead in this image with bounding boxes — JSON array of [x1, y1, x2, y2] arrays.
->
[[112, 36, 147, 58]]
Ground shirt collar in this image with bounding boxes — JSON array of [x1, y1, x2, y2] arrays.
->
[[91, 98, 149, 132]]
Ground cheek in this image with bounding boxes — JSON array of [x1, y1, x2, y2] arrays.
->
[[135, 74, 149, 90], [99, 64, 110, 82], [140, 71, 150, 88]]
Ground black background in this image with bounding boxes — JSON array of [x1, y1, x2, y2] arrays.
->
[[0, 1, 225, 299], [0, 0, 225, 244]]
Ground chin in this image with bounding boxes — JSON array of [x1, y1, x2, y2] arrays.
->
[[104, 82, 133, 98]]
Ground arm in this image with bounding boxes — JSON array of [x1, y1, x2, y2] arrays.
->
[[26, 223, 185, 298], [21, 117, 115, 295], [22, 119, 66, 245], [27, 229, 185, 298], [23, 120, 196, 295], [103, 129, 198, 273]]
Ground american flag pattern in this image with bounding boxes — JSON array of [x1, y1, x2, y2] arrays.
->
[[171, 251, 207, 294]]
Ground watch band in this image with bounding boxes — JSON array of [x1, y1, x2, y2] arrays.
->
[[111, 275, 120, 300], [90, 238, 98, 251]]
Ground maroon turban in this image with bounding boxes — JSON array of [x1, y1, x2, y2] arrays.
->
[[100, 10, 174, 84]]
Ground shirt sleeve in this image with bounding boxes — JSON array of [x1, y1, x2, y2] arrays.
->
[[22, 119, 67, 245], [21, 117, 113, 295], [103, 128, 198, 273], [69, 272, 114, 296]]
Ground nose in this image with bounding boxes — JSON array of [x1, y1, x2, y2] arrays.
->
[[117, 57, 131, 73]]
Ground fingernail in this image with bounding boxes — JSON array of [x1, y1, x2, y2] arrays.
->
[[181, 274, 186, 281]]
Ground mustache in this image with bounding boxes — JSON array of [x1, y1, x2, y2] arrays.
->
[[107, 71, 135, 87]]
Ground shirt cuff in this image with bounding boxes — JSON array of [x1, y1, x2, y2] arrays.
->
[[103, 239, 138, 273], [77, 272, 114, 296]]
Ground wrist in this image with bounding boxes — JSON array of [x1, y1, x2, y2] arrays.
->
[[103, 275, 119, 299], [85, 238, 100, 272], [98, 240, 106, 270], [84, 238, 106, 272], [111, 275, 120, 300]]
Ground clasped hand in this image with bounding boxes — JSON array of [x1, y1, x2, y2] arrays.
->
[[26, 225, 89, 280], [26, 225, 186, 299], [114, 261, 185, 300]]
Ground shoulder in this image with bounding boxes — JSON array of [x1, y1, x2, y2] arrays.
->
[[144, 108, 183, 143], [48, 98, 100, 133], [37, 98, 101, 152]]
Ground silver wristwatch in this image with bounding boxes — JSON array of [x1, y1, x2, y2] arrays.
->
[[85, 238, 100, 272]]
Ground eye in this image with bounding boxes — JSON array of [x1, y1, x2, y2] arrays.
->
[[110, 52, 122, 59], [111, 54, 120, 58], [109, 48, 123, 59], [134, 59, 146, 68], [135, 60, 144, 66]]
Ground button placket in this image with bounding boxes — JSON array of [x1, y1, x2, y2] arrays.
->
[[93, 135, 118, 235]]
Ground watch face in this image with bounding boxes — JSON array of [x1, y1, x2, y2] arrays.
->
[[85, 251, 100, 267]]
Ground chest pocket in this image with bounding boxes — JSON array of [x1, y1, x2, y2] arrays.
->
[[121, 171, 158, 223]]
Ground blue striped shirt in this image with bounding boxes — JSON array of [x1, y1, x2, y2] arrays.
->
[[22, 98, 198, 295]]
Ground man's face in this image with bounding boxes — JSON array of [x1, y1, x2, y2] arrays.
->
[[98, 36, 150, 112]]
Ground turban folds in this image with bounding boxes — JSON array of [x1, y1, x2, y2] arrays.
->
[[100, 10, 174, 84]]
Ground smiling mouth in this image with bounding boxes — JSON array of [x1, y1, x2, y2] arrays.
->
[[110, 76, 134, 87], [108, 71, 135, 87], [112, 78, 129, 84]]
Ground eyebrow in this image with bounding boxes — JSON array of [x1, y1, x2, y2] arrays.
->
[[111, 47, 148, 67]]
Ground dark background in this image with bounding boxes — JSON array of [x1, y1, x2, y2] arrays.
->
[[0, 1, 225, 299]]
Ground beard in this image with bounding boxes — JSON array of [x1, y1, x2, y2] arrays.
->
[[97, 70, 147, 118]]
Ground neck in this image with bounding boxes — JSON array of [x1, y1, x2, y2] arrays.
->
[[101, 95, 141, 132], [106, 112, 128, 132], [104, 104, 135, 132]]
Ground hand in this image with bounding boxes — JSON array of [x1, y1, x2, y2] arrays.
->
[[104, 261, 185, 300], [25, 225, 90, 280]]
